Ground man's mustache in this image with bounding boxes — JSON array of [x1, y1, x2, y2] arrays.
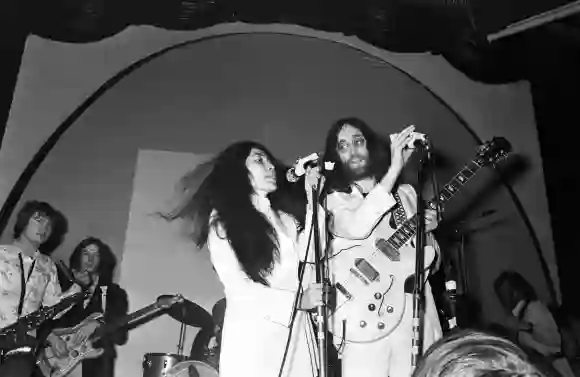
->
[[348, 155, 366, 162]]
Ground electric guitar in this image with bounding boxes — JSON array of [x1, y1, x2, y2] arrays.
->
[[327, 137, 511, 343], [37, 294, 184, 377], [0, 291, 87, 347]]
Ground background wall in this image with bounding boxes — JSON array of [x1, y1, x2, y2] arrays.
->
[[120, 149, 222, 377], [0, 24, 556, 376]]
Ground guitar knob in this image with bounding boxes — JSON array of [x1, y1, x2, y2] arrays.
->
[[378, 322, 385, 330], [360, 321, 367, 328], [374, 293, 382, 300], [368, 304, 376, 311], [386, 305, 394, 313]]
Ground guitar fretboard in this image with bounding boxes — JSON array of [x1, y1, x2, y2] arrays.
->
[[385, 159, 484, 250], [92, 302, 164, 340]]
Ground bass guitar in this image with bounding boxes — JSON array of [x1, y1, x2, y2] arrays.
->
[[37, 294, 184, 377], [327, 137, 511, 343]]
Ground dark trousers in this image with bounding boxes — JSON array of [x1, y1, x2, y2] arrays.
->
[[0, 353, 41, 377]]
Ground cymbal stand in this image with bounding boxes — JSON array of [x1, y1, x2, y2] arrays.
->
[[176, 305, 187, 356]]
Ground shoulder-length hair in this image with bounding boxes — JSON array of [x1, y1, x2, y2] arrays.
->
[[412, 329, 545, 377], [494, 270, 538, 312], [70, 237, 117, 284], [13, 200, 59, 240], [321, 117, 393, 194], [163, 141, 307, 285]]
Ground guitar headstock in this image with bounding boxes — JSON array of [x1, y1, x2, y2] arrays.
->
[[475, 137, 512, 166], [156, 293, 185, 309]]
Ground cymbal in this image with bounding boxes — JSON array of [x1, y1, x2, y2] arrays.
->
[[158, 295, 213, 328]]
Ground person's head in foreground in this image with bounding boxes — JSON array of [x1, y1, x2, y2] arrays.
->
[[412, 329, 546, 377]]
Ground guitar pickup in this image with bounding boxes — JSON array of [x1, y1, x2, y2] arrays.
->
[[353, 258, 380, 283], [376, 238, 400, 261]]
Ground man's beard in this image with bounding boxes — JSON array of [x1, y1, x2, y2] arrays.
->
[[343, 156, 373, 182]]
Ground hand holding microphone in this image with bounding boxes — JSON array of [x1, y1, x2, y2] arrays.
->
[[287, 152, 335, 183], [389, 125, 429, 172]]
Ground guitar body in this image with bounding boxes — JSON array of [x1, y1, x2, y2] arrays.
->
[[37, 313, 105, 377], [325, 137, 512, 344], [327, 218, 435, 343], [36, 294, 184, 377]]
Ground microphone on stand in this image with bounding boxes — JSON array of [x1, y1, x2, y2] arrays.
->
[[409, 132, 429, 149], [445, 280, 458, 330], [286, 152, 323, 183], [391, 130, 429, 150]]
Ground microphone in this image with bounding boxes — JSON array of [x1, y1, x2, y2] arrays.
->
[[390, 129, 429, 149], [286, 152, 321, 183], [409, 132, 428, 149]]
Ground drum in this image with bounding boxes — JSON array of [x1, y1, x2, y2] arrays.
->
[[165, 360, 219, 377], [142, 353, 186, 377], [200, 348, 219, 371]]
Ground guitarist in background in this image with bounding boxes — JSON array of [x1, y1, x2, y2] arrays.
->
[[320, 118, 443, 377], [0, 201, 80, 377], [54, 237, 129, 377]]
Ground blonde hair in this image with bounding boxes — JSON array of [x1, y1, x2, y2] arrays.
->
[[412, 330, 545, 377]]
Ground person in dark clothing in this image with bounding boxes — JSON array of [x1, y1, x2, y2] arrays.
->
[[190, 298, 226, 370], [54, 237, 129, 377]]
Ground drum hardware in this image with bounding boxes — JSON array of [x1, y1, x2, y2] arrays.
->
[[165, 360, 219, 377], [142, 353, 186, 377], [143, 294, 214, 377], [164, 296, 212, 328]]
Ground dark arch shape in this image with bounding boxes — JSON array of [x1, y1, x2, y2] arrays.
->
[[0, 31, 557, 303]]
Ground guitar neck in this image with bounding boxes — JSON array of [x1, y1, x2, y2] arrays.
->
[[388, 158, 485, 249], [427, 159, 484, 210], [94, 302, 164, 339], [0, 292, 86, 334]]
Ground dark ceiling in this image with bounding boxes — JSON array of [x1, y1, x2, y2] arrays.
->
[[13, 0, 580, 83]]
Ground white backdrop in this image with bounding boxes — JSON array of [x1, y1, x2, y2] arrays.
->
[[118, 149, 223, 377]]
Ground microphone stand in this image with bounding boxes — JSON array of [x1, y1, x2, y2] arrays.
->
[[411, 144, 429, 368], [311, 179, 329, 377]]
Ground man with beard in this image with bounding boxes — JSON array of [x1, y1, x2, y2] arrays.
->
[[321, 118, 443, 377]]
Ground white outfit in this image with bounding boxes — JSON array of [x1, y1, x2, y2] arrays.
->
[[207, 197, 321, 377], [326, 183, 443, 377]]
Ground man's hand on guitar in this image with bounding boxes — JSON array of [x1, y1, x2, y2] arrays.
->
[[47, 333, 68, 358], [424, 209, 439, 233]]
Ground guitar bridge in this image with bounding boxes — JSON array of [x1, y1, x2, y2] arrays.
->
[[335, 282, 353, 300], [349, 268, 369, 285]]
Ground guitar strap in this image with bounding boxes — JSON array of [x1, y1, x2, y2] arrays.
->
[[17, 253, 36, 317], [392, 191, 408, 228]]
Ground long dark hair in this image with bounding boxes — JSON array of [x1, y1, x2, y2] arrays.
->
[[163, 141, 307, 285], [321, 117, 393, 194], [494, 270, 538, 312], [69, 237, 117, 285]]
